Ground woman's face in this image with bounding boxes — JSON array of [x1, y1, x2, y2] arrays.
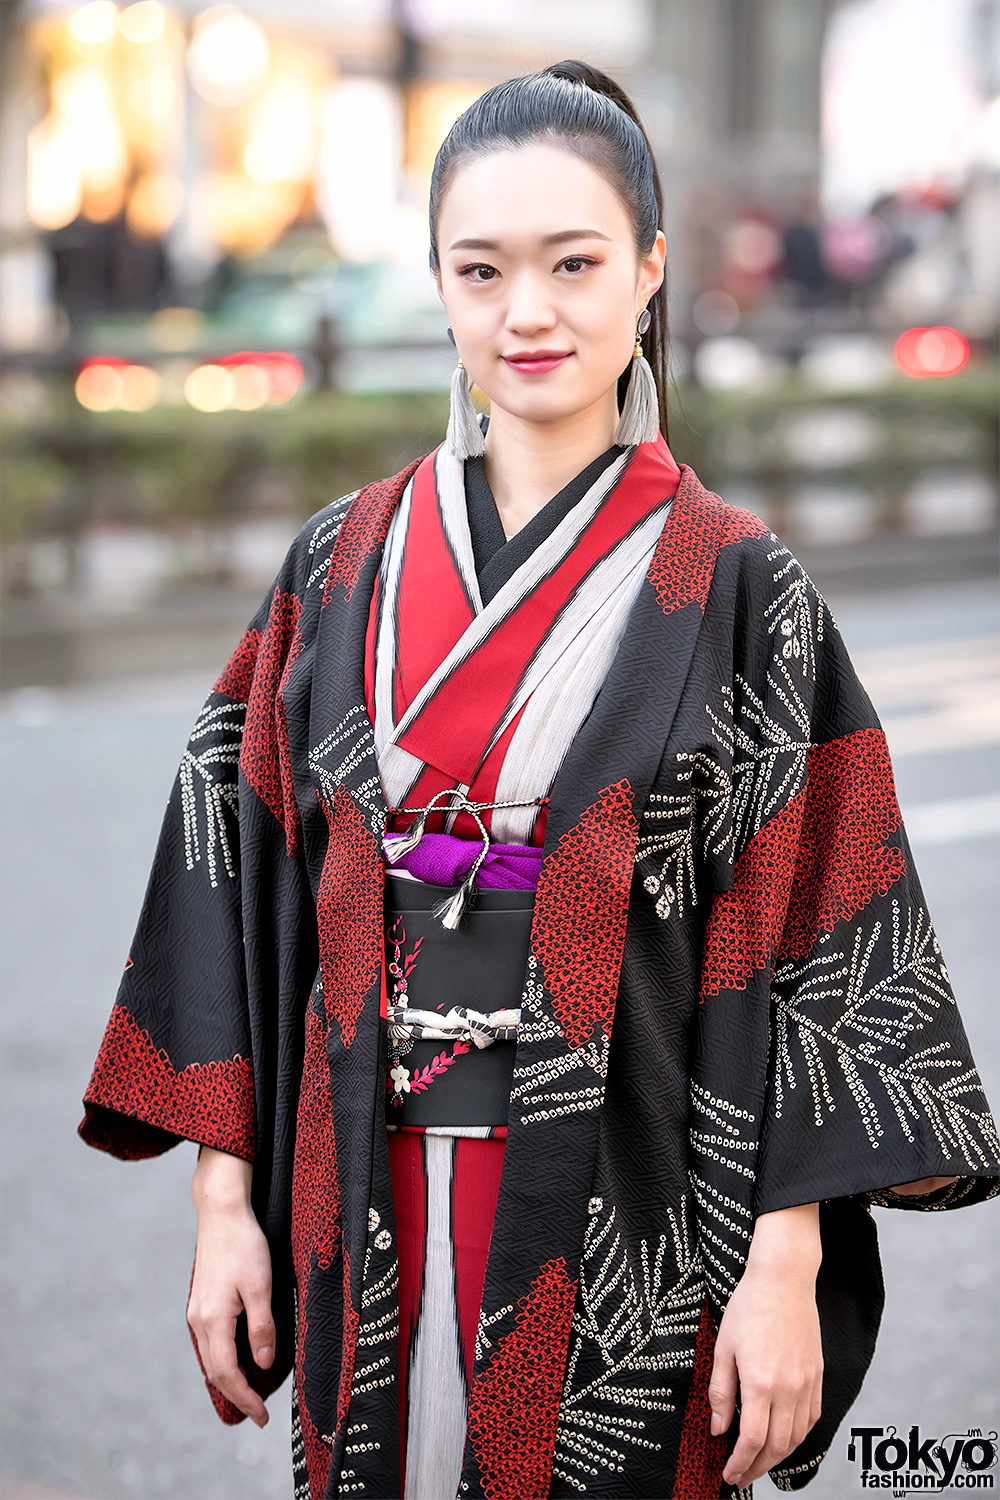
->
[[434, 141, 665, 429]]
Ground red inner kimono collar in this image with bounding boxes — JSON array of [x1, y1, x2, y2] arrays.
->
[[369, 433, 680, 789]]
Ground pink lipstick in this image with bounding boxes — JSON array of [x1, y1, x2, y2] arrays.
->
[[502, 349, 572, 375]]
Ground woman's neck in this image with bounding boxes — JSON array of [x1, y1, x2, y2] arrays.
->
[[481, 391, 620, 539]]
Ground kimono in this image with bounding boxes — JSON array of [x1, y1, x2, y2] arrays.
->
[[79, 429, 1000, 1500]]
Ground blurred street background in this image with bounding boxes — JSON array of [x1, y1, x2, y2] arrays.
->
[[0, 0, 998, 1497]]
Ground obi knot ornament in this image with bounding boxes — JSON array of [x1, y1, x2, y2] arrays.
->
[[615, 304, 660, 447], [384, 788, 550, 928]]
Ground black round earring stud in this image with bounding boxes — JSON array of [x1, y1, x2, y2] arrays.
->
[[637, 308, 651, 335], [447, 326, 456, 346]]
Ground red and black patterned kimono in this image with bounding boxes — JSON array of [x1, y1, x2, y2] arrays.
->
[[79, 427, 1000, 1500]]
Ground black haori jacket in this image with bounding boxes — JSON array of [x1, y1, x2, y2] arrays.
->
[[79, 450, 1000, 1500]]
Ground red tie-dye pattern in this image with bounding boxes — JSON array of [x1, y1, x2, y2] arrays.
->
[[79, 1002, 255, 1160], [292, 1004, 342, 1275], [467, 1259, 579, 1500], [335, 1247, 360, 1443], [779, 727, 904, 960], [701, 727, 906, 999], [700, 795, 803, 1000], [291, 1001, 342, 1500], [239, 587, 304, 857], [322, 458, 424, 606], [315, 785, 384, 1048], [673, 1297, 732, 1498], [647, 470, 770, 618], [212, 625, 260, 702], [531, 780, 639, 1049]]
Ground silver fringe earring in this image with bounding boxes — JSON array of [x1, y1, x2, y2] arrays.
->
[[616, 306, 660, 447], [445, 326, 486, 459]]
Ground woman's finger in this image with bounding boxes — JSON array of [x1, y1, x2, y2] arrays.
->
[[707, 1339, 738, 1436], [241, 1272, 276, 1369], [751, 1400, 794, 1483], [210, 1349, 268, 1427], [205, 1311, 269, 1427], [722, 1387, 770, 1486]]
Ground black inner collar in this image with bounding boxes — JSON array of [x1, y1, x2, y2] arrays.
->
[[465, 432, 624, 606]]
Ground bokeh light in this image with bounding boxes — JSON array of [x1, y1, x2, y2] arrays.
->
[[190, 172, 303, 256], [117, 365, 161, 410], [126, 170, 183, 238], [76, 359, 162, 410], [117, 1, 165, 44], [722, 218, 784, 278], [691, 289, 741, 336], [227, 362, 270, 409], [27, 117, 83, 230], [126, 70, 176, 120], [695, 336, 772, 390], [894, 326, 971, 379], [186, 6, 271, 108], [50, 65, 128, 219], [220, 351, 304, 405], [243, 86, 315, 186], [149, 307, 205, 351], [76, 360, 125, 411], [67, 1, 119, 48], [184, 363, 234, 411], [182, 352, 305, 410]]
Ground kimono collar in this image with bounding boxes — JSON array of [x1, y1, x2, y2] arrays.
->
[[366, 433, 680, 805]]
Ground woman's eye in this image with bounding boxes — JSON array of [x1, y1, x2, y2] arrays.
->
[[559, 256, 595, 274], [461, 264, 498, 282]]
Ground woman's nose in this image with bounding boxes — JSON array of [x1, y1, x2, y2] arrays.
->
[[503, 273, 557, 335]]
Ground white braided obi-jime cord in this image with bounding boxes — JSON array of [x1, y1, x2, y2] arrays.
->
[[382, 787, 548, 929]]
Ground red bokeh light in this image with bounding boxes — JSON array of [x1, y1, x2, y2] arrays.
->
[[894, 326, 970, 379], [78, 357, 129, 370], [219, 350, 304, 403]]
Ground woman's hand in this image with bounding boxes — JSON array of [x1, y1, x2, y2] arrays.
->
[[887, 1175, 958, 1195], [188, 1146, 274, 1428], [709, 1202, 824, 1490]]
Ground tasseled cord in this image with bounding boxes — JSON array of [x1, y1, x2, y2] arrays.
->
[[384, 790, 548, 930], [446, 360, 486, 460]]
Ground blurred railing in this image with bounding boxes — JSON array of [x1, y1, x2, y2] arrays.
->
[[1, 344, 997, 690]]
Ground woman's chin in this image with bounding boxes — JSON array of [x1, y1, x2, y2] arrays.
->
[[485, 390, 594, 428]]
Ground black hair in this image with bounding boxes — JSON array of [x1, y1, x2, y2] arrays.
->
[[428, 59, 670, 441]]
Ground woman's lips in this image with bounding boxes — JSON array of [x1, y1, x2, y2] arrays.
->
[[502, 351, 572, 375]]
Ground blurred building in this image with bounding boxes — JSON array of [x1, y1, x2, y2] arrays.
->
[[633, 0, 833, 336], [0, 0, 997, 691], [0, 0, 655, 356]]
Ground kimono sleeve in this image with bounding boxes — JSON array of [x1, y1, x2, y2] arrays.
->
[[703, 545, 1000, 1220], [78, 532, 319, 1164]]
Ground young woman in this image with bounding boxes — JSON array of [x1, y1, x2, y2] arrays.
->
[[79, 61, 1000, 1500]]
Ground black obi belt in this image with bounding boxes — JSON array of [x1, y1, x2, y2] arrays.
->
[[383, 871, 535, 1128]]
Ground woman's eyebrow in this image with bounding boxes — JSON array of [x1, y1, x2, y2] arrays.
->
[[447, 229, 613, 251]]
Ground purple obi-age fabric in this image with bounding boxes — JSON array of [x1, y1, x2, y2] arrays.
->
[[383, 830, 542, 891]]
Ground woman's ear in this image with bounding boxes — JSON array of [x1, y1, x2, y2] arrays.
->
[[637, 230, 666, 310]]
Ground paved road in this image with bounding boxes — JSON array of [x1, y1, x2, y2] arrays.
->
[[1, 578, 997, 1500]]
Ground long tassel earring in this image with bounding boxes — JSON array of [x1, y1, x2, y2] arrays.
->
[[445, 326, 486, 459], [615, 306, 660, 447]]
